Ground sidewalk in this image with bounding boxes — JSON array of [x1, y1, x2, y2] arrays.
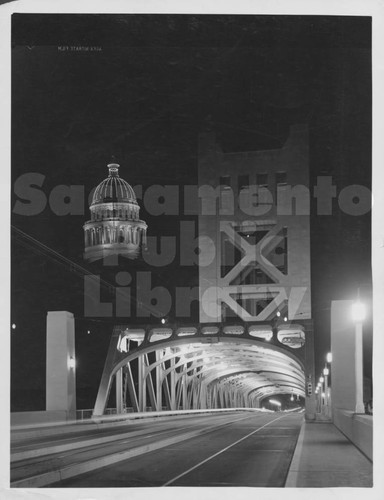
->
[[286, 421, 373, 487]]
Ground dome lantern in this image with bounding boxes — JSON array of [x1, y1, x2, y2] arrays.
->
[[83, 162, 147, 262], [108, 163, 119, 176]]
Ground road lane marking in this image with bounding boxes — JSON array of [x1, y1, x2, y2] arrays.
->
[[251, 434, 291, 438], [162, 414, 288, 486]]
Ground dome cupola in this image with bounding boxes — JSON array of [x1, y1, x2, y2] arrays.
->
[[83, 162, 147, 262], [91, 163, 138, 206]]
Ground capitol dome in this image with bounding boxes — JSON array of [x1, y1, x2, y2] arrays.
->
[[83, 162, 147, 263], [91, 163, 138, 206]]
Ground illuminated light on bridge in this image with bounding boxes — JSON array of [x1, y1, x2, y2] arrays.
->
[[68, 357, 76, 370], [276, 326, 306, 349], [269, 399, 282, 407], [248, 325, 273, 341], [351, 301, 366, 322]]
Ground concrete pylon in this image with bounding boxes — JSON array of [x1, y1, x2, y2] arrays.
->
[[46, 311, 76, 420], [330, 300, 358, 412]]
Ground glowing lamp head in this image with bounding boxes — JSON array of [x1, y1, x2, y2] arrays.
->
[[161, 318, 166, 324], [326, 352, 333, 363], [68, 357, 76, 369], [319, 376, 324, 383], [323, 367, 329, 376], [351, 301, 366, 322]]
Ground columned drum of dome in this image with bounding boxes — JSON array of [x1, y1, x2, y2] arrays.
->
[[83, 163, 147, 262]]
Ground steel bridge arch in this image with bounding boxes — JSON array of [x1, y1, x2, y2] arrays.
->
[[93, 325, 306, 415]]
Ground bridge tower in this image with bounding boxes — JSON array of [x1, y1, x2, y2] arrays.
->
[[198, 124, 316, 419]]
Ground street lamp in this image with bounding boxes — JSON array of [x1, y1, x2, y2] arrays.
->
[[351, 300, 366, 413], [351, 301, 366, 322], [326, 352, 332, 363], [323, 366, 329, 416], [68, 356, 76, 369], [318, 376, 324, 412]]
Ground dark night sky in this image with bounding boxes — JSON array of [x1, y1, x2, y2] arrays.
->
[[10, 14, 372, 411]]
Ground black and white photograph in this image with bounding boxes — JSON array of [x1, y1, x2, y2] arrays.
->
[[4, 0, 383, 495]]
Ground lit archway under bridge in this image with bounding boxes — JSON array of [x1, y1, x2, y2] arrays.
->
[[93, 323, 307, 415]]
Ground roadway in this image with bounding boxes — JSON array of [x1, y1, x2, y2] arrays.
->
[[11, 410, 303, 488]]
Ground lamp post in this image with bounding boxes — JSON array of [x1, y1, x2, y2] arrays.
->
[[323, 366, 329, 416], [351, 300, 366, 413], [315, 388, 319, 412], [319, 376, 324, 412]]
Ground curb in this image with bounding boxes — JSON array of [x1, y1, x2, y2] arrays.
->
[[284, 420, 305, 487]]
